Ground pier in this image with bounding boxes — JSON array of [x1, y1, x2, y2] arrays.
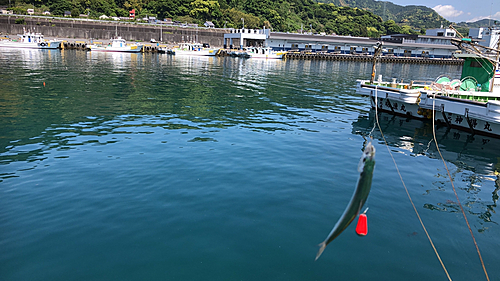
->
[[61, 40, 168, 52], [34, 40, 465, 64], [283, 52, 464, 65]]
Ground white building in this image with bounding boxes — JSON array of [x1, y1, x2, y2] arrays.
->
[[223, 29, 459, 58], [469, 27, 500, 49], [425, 27, 456, 37], [224, 28, 268, 49], [204, 21, 215, 28]]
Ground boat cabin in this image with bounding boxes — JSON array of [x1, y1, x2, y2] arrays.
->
[[18, 31, 44, 44], [179, 43, 204, 51], [111, 37, 127, 48]]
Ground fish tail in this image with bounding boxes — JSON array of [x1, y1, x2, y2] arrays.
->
[[315, 241, 327, 261]]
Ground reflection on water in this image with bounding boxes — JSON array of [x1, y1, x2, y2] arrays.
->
[[86, 51, 144, 72], [1, 49, 498, 280], [352, 111, 500, 175], [352, 110, 500, 228]]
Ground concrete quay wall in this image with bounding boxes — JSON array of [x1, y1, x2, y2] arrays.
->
[[0, 16, 228, 47]]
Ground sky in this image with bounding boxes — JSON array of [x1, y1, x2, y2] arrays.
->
[[390, 0, 500, 23]]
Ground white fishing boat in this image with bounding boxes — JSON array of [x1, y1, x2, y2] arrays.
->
[[87, 37, 143, 53], [0, 28, 61, 49], [356, 27, 500, 138], [168, 43, 218, 56], [245, 46, 286, 59]]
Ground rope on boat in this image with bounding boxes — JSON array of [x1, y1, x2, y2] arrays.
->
[[371, 86, 453, 281], [430, 96, 491, 281]]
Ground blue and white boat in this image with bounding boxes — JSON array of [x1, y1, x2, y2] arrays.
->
[[0, 28, 62, 49]]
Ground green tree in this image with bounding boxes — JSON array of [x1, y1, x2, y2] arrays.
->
[[223, 8, 260, 29], [71, 7, 80, 17], [48, 0, 72, 16], [384, 20, 402, 34], [190, 0, 221, 20]]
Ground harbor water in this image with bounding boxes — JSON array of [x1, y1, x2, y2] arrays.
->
[[1, 49, 499, 280]]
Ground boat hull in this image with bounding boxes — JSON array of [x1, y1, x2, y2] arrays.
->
[[172, 49, 218, 56], [356, 80, 500, 138], [0, 41, 61, 49], [356, 81, 424, 118], [419, 93, 500, 137], [248, 53, 284, 59], [87, 45, 143, 53]]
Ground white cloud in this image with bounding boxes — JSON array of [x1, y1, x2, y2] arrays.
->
[[433, 5, 464, 18], [466, 11, 500, 23]]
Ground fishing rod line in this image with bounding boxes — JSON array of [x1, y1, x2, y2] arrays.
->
[[431, 96, 490, 281], [372, 86, 452, 281]]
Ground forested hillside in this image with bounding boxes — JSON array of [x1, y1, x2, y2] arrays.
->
[[456, 19, 499, 29], [2, 0, 428, 36], [318, 0, 449, 29]]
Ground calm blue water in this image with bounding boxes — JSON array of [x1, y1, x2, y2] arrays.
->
[[1, 49, 499, 281]]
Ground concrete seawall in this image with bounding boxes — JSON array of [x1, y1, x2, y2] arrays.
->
[[0, 16, 228, 47]]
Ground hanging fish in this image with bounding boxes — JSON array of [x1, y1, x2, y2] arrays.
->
[[315, 142, 376, 260]]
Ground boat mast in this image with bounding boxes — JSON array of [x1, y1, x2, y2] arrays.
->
[[369, 42, 383, 84], [490, 39, 500, 92]]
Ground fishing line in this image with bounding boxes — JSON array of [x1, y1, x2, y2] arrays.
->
[[367, 86, 378, 138], [372, 87, 453, 281], [430, 95, 490, 281]]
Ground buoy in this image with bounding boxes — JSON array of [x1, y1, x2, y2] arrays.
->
[[355, 213, 368, 236], [43, 82, 45, 87]]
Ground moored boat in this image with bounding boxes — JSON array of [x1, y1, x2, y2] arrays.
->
[[168, 43, 218, 56], [0, 28, 62, 49], [227, 49, 250, 58], [356, 27, 500, 138], [245, 46, 286, 59], [87, 37, 143, 53]]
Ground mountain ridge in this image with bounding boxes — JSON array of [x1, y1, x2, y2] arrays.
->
[[317, 0, 450, 29]]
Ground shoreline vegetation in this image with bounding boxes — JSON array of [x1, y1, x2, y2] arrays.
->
[[0, 0, 467, 38]]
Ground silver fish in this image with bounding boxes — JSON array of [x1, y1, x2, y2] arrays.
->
[[315, 142, 376, 260]]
